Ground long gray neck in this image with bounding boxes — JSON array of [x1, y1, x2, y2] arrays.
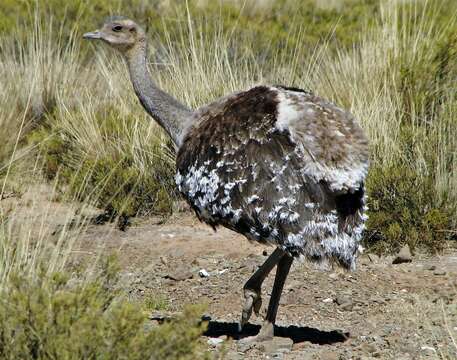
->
[[125, 41, 192, 147]]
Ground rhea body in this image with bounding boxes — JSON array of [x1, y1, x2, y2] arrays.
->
[[84, 17, 369, 341]]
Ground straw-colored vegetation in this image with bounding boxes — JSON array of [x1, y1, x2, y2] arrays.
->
[[0, 0, 456, 357]]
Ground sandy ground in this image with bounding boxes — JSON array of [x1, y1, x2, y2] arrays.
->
[[70, 213, 457, 360], [3, 186, 457, 359]]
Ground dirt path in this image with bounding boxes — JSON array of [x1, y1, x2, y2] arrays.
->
[[71, 213, 457, 360]]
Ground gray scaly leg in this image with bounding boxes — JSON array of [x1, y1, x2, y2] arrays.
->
[[239, 248, 286, 331], [255, 254, 293, 341]]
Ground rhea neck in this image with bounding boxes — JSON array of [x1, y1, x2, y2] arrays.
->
[[124, 39, 192, 147]]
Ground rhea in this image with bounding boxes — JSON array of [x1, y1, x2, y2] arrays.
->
[[84, 17, 369, 341]]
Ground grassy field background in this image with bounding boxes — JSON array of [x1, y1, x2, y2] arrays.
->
[[0, 0, 456, 357]]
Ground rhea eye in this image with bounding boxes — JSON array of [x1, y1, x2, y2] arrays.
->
[[112, 25, 123, 32]]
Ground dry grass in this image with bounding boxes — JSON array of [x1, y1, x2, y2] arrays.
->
[[0, 0, 455, 278], [0, 0, 455, 356], [1, 0, 456, 242]]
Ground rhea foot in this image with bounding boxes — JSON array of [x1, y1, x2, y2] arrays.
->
[[238, 248, 286, 332], [239, 320, 274, 344], [239, 254, 293, 345], [239, 287, 262, 331]]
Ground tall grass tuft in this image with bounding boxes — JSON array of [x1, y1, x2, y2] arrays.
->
[[2, 0, 456, 245]]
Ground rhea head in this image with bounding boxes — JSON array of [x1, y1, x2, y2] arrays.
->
[[83, 16, 146, 55]]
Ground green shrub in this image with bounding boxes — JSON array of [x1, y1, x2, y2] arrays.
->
[[365, 162, 452, 254], [142, 293, 170, 312], [0, 257, 209, 360], [66, 155, 175, 222], [28, 112, 176, 227]]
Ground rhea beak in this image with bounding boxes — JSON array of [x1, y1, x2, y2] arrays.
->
[[83, 31, 102, 40]]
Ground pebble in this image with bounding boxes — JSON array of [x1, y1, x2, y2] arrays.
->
[[207, 337, 224, 347], [335, 296, 351, 305], [392, 245, 412, 264], [420, 345, 436, 353], [201, 314, 212, 321], [319, 350, 339, 360], [370, 296, 386, 304], [367, 253, 380, 263], [360, 343, 378, 353], [432, 269, 446, 276], [199, 269, 210, 277], [329, 272, 339, 280], [237, 340, 254, 353], [165, 266, 193, 281], [424, 264, 436, 271], [340, 302, 353, 311], [335, 296, 353, 310], [257, 337, 293, 354], [149, 312, 172, 322]]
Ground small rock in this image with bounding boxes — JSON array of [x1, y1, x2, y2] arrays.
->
[[258, 337, 293, 354], [224, 351, 246, 360], [319, 350, 339, 360], [335, 296, 353, 310], [292, 342, 309, 351], [241, 259, 258, 272], [367, 253, 380, 263], [282, 291, 301, 306], [323, 297, 333, 303], [370, 296, 386, 304], [160, 256, 168, 265], [237, 340, 254, 353], [199, 269, 210, 278], [420, 345, 436, 353], [201, 314, 212, 321], [270, 353, 285, 359], [433, 269, 446, 276], [328, 272, 339, 280], [149, 312, 173, 323], [207, 337, 224, 347], [424, 264, 436, 271], [166, 266, 193, 281], [392, 245, 412, 264], [360, 343, 378, 353], [340, 302, 353, 311], [335, 296, 351, 305]]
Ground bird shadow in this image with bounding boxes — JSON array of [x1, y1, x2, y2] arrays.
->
[[203, 320, 349, 345]]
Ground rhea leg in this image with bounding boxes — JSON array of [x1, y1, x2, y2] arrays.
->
[[240, 248, 286, 330], [256, 254, 293, 341]]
